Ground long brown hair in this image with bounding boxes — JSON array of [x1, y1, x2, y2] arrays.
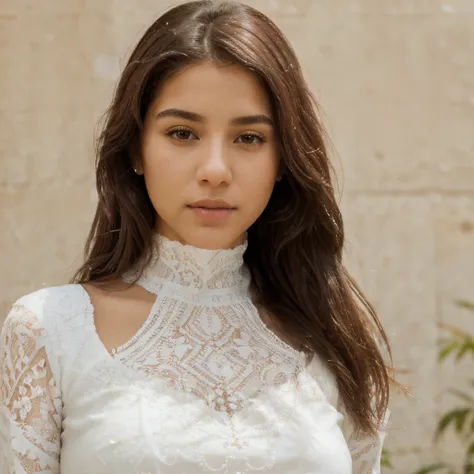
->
[[72, 0, 396, 437]]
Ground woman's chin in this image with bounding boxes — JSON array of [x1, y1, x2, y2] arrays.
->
[[155, 219, 247, 250], [186, 234, 246, 251]]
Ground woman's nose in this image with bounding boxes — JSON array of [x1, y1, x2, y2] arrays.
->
[[195, 142, 232, 186]]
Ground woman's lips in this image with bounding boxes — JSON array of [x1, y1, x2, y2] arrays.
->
[[188, 206, 235, 220]]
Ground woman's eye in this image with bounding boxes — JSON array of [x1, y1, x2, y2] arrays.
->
[[167, 128, 197, 141], [236, 134, 265, 145]]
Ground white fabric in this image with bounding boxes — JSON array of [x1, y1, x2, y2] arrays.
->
[[0, 235, 388, 473]]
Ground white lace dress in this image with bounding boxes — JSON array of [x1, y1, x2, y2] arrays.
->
[[0, 236, 388, 473]]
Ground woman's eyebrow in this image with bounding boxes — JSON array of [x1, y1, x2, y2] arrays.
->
[[155, 108, 273, 126]]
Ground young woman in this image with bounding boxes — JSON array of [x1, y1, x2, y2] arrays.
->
[[0, 1, 395, 473]]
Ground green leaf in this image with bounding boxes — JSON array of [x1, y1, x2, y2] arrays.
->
[[457, 409, 473, 432], [439, 341, 460, 362], [415, 299, 474, 474], [448, 388, 474, 404], [456, 340, 474, 361], [455, 409, 472, 433], [436, 408, 471, 438], [456, 300, 474, 311], [465, 462, 474, 474], [468, 440, 474, 456], [381, 448, 392, 468], [412, 463, 449, 474]]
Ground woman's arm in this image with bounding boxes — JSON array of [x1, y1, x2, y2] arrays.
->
[[340, 402, 390, 474], [0, 304, 62, 474]]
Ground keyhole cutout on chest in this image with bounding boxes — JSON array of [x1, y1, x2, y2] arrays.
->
[[82, 282, 157, 356]]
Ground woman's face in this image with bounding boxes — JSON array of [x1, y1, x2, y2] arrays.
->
[[139, 61, 279, 250]]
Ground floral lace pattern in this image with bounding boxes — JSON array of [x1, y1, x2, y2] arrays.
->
[[0, 305, 61, 474], [343, 410, 388, 474], [0, 235, 389, 473]]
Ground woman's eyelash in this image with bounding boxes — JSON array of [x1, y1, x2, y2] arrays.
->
[[166, 127, 196, 140], [237, 132, 266, 144], [165, 127, 266, 144]]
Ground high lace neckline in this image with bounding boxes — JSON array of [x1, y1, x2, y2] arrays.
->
[[121, 234, 307, 362], [123, 234, 251, 298], [120, 233, 307, 365]]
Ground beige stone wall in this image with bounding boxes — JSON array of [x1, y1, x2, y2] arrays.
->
[[1, 1, 473, 472]]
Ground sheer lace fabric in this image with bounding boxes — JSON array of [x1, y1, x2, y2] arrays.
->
[[0, 306, 61, 473], [1, 235, 388, 473]]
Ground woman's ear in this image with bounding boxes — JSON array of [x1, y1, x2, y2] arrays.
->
[[277, 162, 286, 182], [132, 159, 144, 175], [130, 141, 144, 175]]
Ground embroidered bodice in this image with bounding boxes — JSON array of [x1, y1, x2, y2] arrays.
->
[[0, 235, 388, 473]]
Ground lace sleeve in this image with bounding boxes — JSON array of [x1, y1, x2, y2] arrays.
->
[[340, 400, 390, 474], [0, 304, 62, 474]]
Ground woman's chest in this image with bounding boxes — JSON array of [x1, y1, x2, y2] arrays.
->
[[59, 293, 352, 472], [60, 361, 352, 474]]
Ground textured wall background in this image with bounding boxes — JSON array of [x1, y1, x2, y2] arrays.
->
[[1, 1, 473, 472]]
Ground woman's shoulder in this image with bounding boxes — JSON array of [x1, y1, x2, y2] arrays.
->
[[1, 285, 95, 406], [14, 283, 89, 313], [304, 352, 339, 404], [6, 283, 92, 336]]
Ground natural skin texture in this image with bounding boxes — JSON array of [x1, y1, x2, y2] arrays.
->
[[138, 61, 280, 250]]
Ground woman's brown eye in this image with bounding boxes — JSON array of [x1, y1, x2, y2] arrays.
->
[[168, 129, 196, 140], [238, 134, 263, 145], [177, 131, 191, 140]]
